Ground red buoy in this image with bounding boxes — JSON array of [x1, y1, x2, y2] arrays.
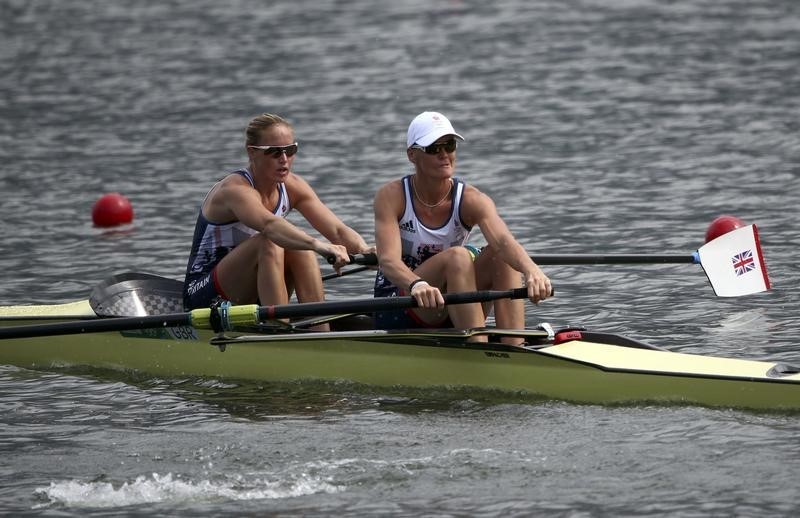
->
[[92, 193, 134, 227], [705, 215, 744, 243]]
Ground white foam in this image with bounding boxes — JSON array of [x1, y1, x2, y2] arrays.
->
[[34, 472, 342, 509]]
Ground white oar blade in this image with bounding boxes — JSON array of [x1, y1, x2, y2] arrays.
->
[[697, 224, 771, 297]]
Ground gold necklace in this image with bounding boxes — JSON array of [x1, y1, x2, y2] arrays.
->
[[412, 177, 453, 208]]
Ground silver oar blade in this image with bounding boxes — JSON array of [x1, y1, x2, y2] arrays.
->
[[89, 272, 184, 316]]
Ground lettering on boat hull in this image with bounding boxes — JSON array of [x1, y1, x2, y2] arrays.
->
[[120, 326, 199, 341], [484, 351, 510, 359]]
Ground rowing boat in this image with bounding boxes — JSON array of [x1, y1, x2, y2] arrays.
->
[[2, 283, 799, 411], [2, 225, 793, 411], [3, 311, 800, 411], [2, 296, 799, 410]]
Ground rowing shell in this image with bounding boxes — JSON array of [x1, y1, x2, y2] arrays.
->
[[1, 318, 799, 411], [1, 282, 799, 411]]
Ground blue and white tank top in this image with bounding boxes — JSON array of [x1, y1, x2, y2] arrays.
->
[[184, 169, 291, 279], [374, 175, 472, 296]]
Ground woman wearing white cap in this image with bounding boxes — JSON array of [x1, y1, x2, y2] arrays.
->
[[373, 111, 552, 344]]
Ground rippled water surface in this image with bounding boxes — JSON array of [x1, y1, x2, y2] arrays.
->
[[2, 0, 800, 515]]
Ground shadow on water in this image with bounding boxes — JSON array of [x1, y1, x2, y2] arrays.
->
[[101, 368, 558, 419], [11, 364, 800, 421]]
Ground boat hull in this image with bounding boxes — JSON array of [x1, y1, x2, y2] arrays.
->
[[2, 312, 800, 411]]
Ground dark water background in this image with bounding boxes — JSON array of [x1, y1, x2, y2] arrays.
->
[[1, 0, 799, 515]]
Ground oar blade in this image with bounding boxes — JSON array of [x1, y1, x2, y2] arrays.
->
[[697, 224, 771, 297], [90, 272, 184, 317]]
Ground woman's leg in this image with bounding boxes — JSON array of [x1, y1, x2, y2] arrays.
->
[[412, 247, 486, 336], [284, 249, 324, 303], [214, 234, 331, 331], [284, 249, 329, 331], [214, 233, 289, 306], [474, 244, 525, 345]]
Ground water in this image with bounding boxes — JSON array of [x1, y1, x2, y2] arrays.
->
[[2, 0, 800, 514]]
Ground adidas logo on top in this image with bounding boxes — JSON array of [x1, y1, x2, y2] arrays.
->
[[399, 219, 416, 233]]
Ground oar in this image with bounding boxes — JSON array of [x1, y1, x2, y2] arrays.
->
[[0, 288, 528, 340], [85, 264, 370, 318], [339, 224, 770, 297], [321, 265, 370, 281], [337, 252, 699, 266]]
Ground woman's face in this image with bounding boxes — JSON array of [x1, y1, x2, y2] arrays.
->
[[407, 136, 458, 180], [248, 124, 297, 183]]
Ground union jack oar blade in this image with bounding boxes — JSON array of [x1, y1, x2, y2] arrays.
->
[[697, 224, 771, 297]]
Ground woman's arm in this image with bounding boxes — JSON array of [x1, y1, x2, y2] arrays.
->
[[290, 174, 372, 253], [373, 180, 419, 291], [461, 185, 551, 302], [209, 174, 351, 267]]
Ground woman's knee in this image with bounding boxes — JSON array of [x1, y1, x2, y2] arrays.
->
[[284, 249, 321, 284], [285, 248, 318, 267], [474, 245, 518, 286], [444, 246, 477, 275], [256, 234, 284, 261]]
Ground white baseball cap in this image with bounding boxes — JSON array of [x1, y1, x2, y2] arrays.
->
[[406, 111, 465, 148]]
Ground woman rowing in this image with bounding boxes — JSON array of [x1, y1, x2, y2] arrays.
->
[[183, 113, 372, 331], [373, 111, 552, 344]]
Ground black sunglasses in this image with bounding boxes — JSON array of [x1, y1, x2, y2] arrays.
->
[[247, 142, 299, 158], [411, 139, 457, 155]]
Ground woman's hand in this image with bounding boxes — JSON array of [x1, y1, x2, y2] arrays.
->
[[321, 243, 351, 273], [523, 265, 553, 304], [409, 279, 445, 308]]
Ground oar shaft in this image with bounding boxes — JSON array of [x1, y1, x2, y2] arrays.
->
[[531, 254, 698, 265], [259, 288, 528, 320], [339, 252, 699, 266], [0, 314, 193, 340], [321, 265, 370, 281]]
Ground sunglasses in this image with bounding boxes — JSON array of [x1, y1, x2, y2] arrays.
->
[[247, 142, 299, 158], [411, 139, 458, 155]]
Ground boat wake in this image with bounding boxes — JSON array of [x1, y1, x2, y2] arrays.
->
[[33, 471, 343, 509]]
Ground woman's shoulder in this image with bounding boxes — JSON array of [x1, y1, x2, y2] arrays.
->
[[378, 177, 406, 191], [282, 171, 315, 195], [373, 178, 405, 202], [219, 170, 252, 186], [459, 181, 486, 198], [459, 182, 496, 216]]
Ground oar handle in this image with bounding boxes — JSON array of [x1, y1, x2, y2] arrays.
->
[[327, 253, 378, 266]]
